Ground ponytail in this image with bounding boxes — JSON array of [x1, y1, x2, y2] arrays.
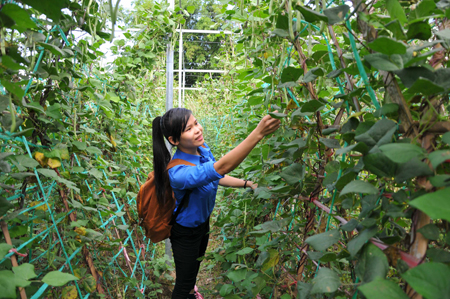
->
[[153, 116, 171, 206], [152, 108, 192, 206]]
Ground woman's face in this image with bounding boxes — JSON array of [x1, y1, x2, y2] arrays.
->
[[170, 114, 204, 152]]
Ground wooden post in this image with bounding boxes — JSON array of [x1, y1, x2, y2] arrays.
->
[[1, 220, 28, 299]]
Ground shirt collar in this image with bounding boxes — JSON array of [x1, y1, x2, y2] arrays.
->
[[173, 145, 209, 165]]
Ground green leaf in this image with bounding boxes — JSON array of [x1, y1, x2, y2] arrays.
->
[[72, 141, 87, 151], [281, 67, 303, 83], [336, 142, 368, 155], [340, 219, 358, 231], [379, 143, 425, 164], [385, 20, 407, 40], [326, 69, 343, 78], [358, 278, 409, 299], [13, 263, 37, 280], [393, 67, 435, 88], [386, 0, 407, 25], [268, 112, 287, 119], [42, 271, 79, 287], [15, 155, 39, 169], [310, 268, 341, 294], [279, 163, 303, 185], [323, 5, 349, 25], [0, 270, 31, 298], [409, 187, 450, 222], [301, 100, 325, 113], [36, 168, 57, 178], [436, 28, 450, 40], [430, 174, 450, 187], [226, 269, 247, 283], [0, 78, 24, 98], [1, 4, 37, 31], [297, 282, 313, 299], [395, 157, 433, 183], [305, 229, 340, 252], [296, 5, 328, 23], [368, 37, 407, 55], [303, 67, 324, 83], [407, 22, 432, 40], [356, 244, 389, 283], [46, 103, 62, 119], [186, 5, 195, 13], [426, 248, 450, 263], [38, 42, 65, 57], [363, 153, 397, 177], [262, 249, 279, 271], [428, 150, 450, 169], [365, 53, 403, 71], [20, 0, 69, 21], [335, 172, 358, 190], [402, 262, 450, 299], [219, 284, 234, 296], [442, 132, 450, 145], [347, 226, 378, 256], [417, 223, 440, 240], [319, 137, 341, 148], [340, 180, 378, 197], [236, 247, 254, 255], [0, 243, 13, 259], [406, 78, 445, 96], [86, 146, 102, 155]]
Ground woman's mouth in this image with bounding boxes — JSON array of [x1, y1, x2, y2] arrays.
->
[[196, 135, 203, 141]]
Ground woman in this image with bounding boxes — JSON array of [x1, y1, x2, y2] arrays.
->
[[152, 108, 280, 299]]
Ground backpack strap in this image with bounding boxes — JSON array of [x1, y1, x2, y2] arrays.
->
[[166, 159, 196, 225]]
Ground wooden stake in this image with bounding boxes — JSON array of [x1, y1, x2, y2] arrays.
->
[[1, 220, 28, 299]]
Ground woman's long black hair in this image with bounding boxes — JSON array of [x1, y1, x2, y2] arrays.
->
[[152, 108, 192, 206]]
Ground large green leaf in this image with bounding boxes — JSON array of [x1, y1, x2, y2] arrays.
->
[[356, 244, 389, 283], [305, 229, 340, 252], [395, 157, 433, 183], [379, 143, 425, 164], [386, 0, 407, 25], [417, 224, 440, 240], [347, 226, 378, 256], [319, 137, 341, 148], [428, 150, 450, 169], [409, 187, 450, 222], [406, 21, 432, 40], [402, 262, 450, 299], [340, 180, 378, 197], [406, 78, 445, 96], [0, 270, 31, 298], [359, 278, 409, 299], [365, 53, 403, 71], [12, 263, 37, 280], [310, 268, 341, 294], [20, 0, 70, 21], [42, 271, 79, 287], [336, 142, 369, 155], [323, 5, 349, 25], [296, 5, 328, 23], [281, 67, 303, 83], [363, 152, 397, 177], [300, 100, 325, 113], [279, 163, 303, 185], [0, 4, 37, 32], [0, 243, 13, 260], [368, 37, 407, 55]]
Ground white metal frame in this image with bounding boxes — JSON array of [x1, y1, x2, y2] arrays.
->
[[175, 28, 233, 106]]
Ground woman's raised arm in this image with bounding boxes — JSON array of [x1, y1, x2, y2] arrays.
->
[[214, 113, 281, 176]]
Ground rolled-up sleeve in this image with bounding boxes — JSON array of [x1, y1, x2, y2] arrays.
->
[[169, 161, 224, 190]]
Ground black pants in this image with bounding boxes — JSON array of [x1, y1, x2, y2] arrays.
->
[[170, 219, 210, 299]]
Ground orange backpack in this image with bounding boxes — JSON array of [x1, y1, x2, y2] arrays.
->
[[136, 159, 195, 243]]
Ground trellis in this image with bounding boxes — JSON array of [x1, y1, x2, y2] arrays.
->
[[0, 9, 158, 298]]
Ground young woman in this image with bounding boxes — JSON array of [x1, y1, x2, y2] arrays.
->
[[152, 108, 280, 299]]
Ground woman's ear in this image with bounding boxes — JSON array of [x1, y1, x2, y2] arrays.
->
[[168, 136, 179, 146]]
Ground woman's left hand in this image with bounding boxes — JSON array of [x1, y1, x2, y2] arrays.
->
[[247, 181, 258, 190]]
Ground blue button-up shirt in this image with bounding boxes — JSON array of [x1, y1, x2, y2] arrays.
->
[[168, 143, 224, 227]]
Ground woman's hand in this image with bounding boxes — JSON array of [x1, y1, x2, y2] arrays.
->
[[253, 111, 282, 139], [247, 181, 258, 190]]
